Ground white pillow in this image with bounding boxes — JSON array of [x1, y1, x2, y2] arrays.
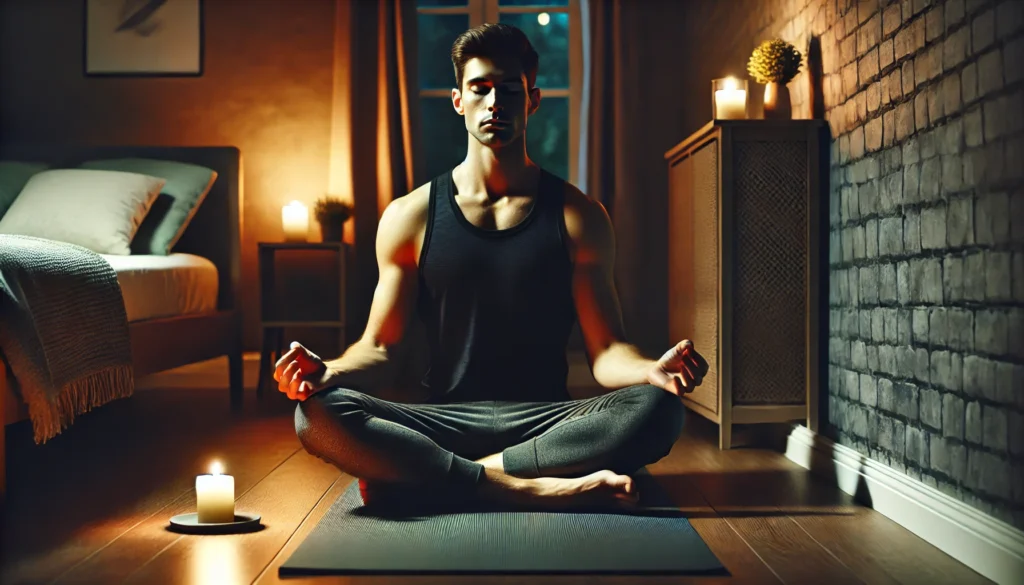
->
[[0, 169, 165, 255]]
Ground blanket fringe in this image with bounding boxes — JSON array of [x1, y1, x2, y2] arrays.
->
[[28, 365, 134, 444]]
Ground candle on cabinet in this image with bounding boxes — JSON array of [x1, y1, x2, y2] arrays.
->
[[196, 461, 235, 523], [282, 200, 309, 242], [712, 77, 748, 120]]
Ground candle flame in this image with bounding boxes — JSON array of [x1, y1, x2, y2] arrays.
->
[[210, 461, 224, 475], [723, 77, 738, 91], [286, 200, 305, 208]]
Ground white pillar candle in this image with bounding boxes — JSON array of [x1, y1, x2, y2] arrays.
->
[[282, 200, 309, 242], [196, 461, 235, 523], [714, 88, 747, 119]]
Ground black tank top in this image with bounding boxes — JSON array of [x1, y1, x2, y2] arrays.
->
[[416, 167, 576, 403]]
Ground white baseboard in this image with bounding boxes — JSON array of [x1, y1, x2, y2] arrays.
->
[[785, 424, 1024, 585]]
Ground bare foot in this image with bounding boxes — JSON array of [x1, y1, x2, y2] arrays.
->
[[530, 470, 639, 509], [480, 469, 639, 510], [475, 452, 504, 472]]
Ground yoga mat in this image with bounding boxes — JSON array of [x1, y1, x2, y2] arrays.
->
[[280, 470, 726, 576]]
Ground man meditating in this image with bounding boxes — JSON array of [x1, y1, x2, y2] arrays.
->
[[276, 23, 709, 511]]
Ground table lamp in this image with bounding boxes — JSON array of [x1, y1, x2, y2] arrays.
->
[[282, 200, 309, 242]]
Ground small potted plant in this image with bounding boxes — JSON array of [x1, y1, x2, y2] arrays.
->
[[747, 39, 803, 119], [314, 196, 352, 242]]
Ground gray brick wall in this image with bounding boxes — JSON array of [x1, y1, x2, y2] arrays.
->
[[742, 0, 1024, 529]]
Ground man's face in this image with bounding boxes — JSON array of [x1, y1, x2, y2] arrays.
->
[[452, 56, 540, 149]]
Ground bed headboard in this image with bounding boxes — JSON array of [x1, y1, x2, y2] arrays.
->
[[0, 144, 242, 313]]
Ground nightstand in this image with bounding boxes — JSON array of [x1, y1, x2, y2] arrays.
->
[[257, 242, 348, 398]]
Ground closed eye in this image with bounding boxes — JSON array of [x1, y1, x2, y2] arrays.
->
[[469, 82, 524, 96]]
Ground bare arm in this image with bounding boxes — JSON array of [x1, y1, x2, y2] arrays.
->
[[318, 187, 428, 393], [567, 187, 708, 395], [566, 190, 658, 390]]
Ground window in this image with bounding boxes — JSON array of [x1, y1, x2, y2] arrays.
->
[[416, 0, 581, 184]]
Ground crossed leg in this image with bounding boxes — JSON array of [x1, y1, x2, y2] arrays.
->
[[294, 384, 685, 509], [490, 385, 686, 478]]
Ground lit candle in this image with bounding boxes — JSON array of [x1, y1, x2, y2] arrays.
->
[[196, 461, 234, 523], [714, 78, 747, 120], [282, 200, 309, 242]]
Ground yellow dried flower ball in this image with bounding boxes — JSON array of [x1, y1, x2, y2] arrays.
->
[[747, 39, 803, 84]]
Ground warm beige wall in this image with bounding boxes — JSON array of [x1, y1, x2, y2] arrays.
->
[[0, 0, 337, 350]]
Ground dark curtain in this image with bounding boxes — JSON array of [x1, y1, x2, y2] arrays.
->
[[578, 0, 665, 354], [332, 0, 423, 390]]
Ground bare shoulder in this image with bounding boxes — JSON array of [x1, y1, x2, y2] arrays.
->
[[376, 182, 432, 266], [561, 182, 613, 260], [381, 182, 430, 229]]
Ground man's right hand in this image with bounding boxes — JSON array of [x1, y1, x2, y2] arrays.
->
[[274, 342, 334, 401]]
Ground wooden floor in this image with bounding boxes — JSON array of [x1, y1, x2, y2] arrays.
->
[[1, 361, 992, 585]]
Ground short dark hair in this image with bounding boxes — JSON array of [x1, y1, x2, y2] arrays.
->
[[450, 23, 539, 90]]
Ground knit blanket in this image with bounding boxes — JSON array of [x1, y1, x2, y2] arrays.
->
[[0, 234, 133, 443]]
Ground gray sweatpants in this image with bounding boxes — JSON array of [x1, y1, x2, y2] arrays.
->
[[294, 383, 685, 493]]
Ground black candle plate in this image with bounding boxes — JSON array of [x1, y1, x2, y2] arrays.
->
[[169, 512, 262, 534]]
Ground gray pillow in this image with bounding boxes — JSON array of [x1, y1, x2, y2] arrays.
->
[[0, 161, 50, 219], [80, 158, 217, 255]]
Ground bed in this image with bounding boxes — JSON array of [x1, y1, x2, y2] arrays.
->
[[0, 144, 243, 496]]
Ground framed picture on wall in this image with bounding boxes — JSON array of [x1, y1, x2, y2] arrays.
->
[[84, 0, 204, 77]]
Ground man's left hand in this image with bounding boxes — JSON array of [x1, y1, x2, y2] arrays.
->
[[647, 339, 710, 396]]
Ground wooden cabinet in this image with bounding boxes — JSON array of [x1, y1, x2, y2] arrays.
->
[[665, 120, 829, 449]]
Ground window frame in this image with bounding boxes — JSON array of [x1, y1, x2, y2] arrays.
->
[[416, 0, 582, 185]]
